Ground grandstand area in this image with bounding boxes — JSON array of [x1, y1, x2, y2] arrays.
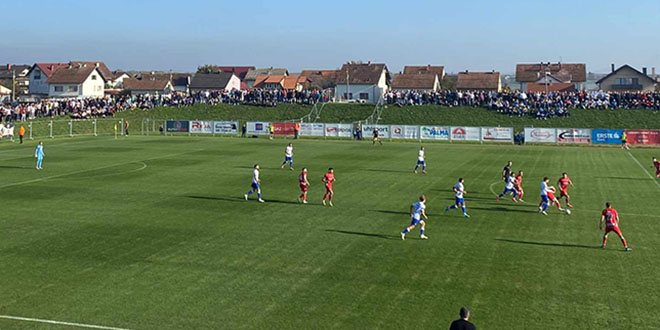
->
[[1, 135, 659, 329]]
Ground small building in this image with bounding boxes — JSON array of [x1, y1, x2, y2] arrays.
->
[[525, 82, 576, 93], [70, 61, 113, 81], [282, 75, 310, 91], [515, 62, 586, 91], [189, 72, 240, 92], [108, 71, 131, 88], [216, 66, 256, 80], [0, 64, 31, 97], [596, 64, 657, 92], [135, 72, 191, 93], [253, 75, 285, 89], [391, 74, 440, 91], [456, 71, 501, 92], [300, 70, 338, 89], [243, 68, 288, 88], [0, 83, 12, 102], [26, 63, 69, 95], [46, 63, 106, 98], [334, 62, 390, 103], [122, 77, 173, 95]]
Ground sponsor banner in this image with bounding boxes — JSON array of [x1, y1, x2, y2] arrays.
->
[[300, 123, 325, 136], [481, 127, 513, 142], [325, 123, 353, 138], [247, 121, 271, 135], [450, 126, 480, 141], [189, 121, 214, 134], [626, 129, 660, 145], [420, 126, 450, 140], [557, 129, 591, 144], [273, 122, 296, 135], [362, 124, 391, 139], [592, 129, 623, 144], [391, 125, 420, 139], [166, 120, 189, 133], [213, 121, 239, 134], [524, 128, 557, 143]]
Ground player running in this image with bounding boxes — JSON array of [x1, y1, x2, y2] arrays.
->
[[372, 128, 383, 145], [539, 177, 552, 215], [496, 172, 519, 202], [446, 178, 470, 218], [244, 164, 265, 203], [557, 173, 574, 208], [600, 202, 631, 251], [35, 141, 45, 170], [401, 195, 429, 240], [322, 168, 335, 206], [621, 131, 629, 150], [539, 186, 565, 213], [502, 161, 512, 182], [653, 157, 660, 178], [413, 146, 426, 174], [298, 167, 310, 204], [515, 171, 524, 202], [280, 143, 294, 170]]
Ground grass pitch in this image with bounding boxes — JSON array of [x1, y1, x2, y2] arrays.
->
[[1, 136, 659, 330]]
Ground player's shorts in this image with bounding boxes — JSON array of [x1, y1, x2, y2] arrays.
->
[[410, 217, 422, 226], [373, 137, 379, 141], [547, 192, 555, 200], [284, 156, 292, 162], [605, 226, 623, 236], [541, 195, 550, 203], [417, 160, 425, 165], [514, 186, 523, 192], [300, 184, 307, 192], [251, 182, 260, 190], [559, 189, 568, 197], [325, 184, 333, 192], [455, 197, 465, 205], [503, 187, 516, 194]]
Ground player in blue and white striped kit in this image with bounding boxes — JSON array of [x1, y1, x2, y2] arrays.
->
[[446, 178, 470, 218], [244, 164, 265, 203], [413, 146, 426, 174], [496, 172, 519, 202], [539, 177, 551, 215], [35, 141, 45, 170], [280, 143, 294, 170], [401, 195, 429, 240]]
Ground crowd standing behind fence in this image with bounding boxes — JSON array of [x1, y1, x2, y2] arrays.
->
[[2, 89, 660, 124]]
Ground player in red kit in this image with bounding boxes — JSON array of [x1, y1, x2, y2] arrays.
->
[[557, 173, 574, 208], [538, 187, 565, 212], [298, 167, 310, 204], [653, 157, 660, 178], [600, 202, 631, 251], [322, 168, 335, 206], [514, 171, 524, 202]]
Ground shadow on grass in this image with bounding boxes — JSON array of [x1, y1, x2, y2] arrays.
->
[[0, 165, 26, 169], [363, 168, 412, 173], [495, 238, 602, 250], [325, 229, 399, 240], [185, 195, 303, 205]]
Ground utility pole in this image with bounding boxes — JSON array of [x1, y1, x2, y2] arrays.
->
[[346, 69, 349, 101], [12, 68, 16, 102]]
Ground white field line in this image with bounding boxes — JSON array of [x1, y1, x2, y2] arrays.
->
[[0, 314, 134, 330], [626, 150, 660, 191], [0, 150, 202, 189]]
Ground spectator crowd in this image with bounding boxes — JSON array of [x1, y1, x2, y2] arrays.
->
[[2, 88, 660, 123]]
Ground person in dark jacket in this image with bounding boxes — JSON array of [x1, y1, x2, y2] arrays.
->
[[449, 307, 476, 330]]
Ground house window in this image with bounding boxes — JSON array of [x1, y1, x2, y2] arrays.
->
[[616, 78, 639, 85], [92, 75, 97, 80], [54, 86, 63, 92], [359, 93, 369, 100], [34, 70, 41, 80], [343, 93, 353, 99], [68, 85, 78, 92]]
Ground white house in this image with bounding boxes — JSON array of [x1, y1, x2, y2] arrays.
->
[[108, 71, 131, 88], [334, 62, 390, 103], [26, 62, 69, 96], [47, 63, 106, 98]]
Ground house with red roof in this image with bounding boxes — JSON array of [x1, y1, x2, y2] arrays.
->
[[47, 63, 106, 98], [27, 62, 69, 95]]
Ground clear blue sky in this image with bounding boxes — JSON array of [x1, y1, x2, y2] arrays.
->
[[2, 0, 659, 74]]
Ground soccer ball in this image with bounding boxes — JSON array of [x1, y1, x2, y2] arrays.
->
[[565, 209, 571, 215]]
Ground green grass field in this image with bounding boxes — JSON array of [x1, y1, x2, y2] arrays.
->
[[1, 136, 660, 329]]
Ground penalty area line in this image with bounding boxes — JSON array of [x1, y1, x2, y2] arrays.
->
[[0, 314, 134, 330], [626, 150, 660, 191]]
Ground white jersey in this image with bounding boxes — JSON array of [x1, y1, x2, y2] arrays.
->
[[505, 176, 516, 189], [540, 181, 549, 196], [412, 201, 426, 220], [454, 182, 464, 198], [285, 146, 293, 157], [418, 150, 425, 161], [252, 169, 260, 184]]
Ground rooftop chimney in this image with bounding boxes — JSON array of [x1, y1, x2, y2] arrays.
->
[[611, 64, 615, 72], [95, 62, 99, 68], [643, 67, 648, 76]]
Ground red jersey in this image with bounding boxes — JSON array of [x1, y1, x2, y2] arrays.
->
[[299, 172, 308, 185], [323, 173, 335, 186], [558, 177, 571, 191], [602, 208, 619, 228], [515, 175, 522, 188], [654, 160, 660, 171]]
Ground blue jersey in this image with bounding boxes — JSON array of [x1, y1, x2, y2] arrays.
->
[[411, 201, 426, 220], [35, 145, 44, 158]]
